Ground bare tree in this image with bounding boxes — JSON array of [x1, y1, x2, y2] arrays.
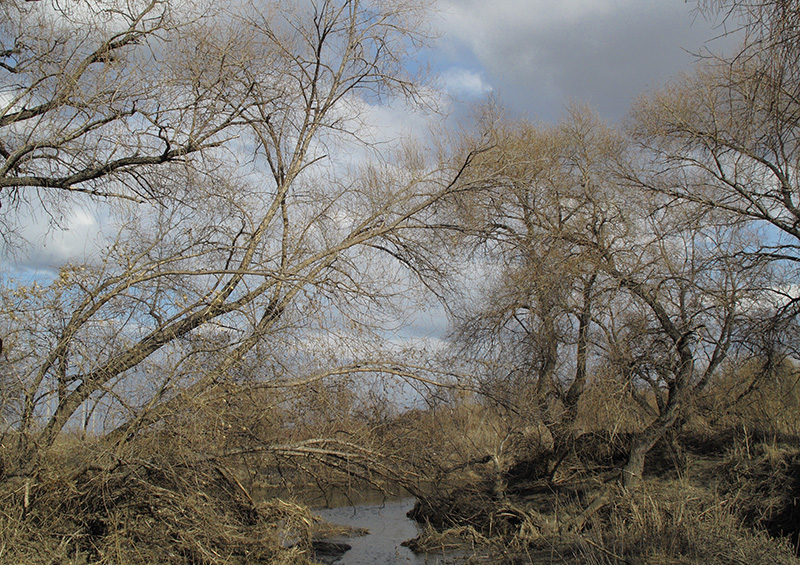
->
[[448, 106, 772, 488], [695, 0, 800, 58], [0, 0, 486, 478], [633, 1, 800, 284], [446, 108, 626, 476], [0, 0, 261, 233], [592, 209, 767, 486], [607, 0, 800, 486]]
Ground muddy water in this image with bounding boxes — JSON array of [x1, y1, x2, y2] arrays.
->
[[312, 497, 463, 564]]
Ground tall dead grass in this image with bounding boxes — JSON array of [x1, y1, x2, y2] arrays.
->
[[577, 481, 797, 564], [0, 439, 318, 564]]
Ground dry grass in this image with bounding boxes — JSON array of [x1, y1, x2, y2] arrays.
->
[[0, 441, 319, 564], [577, 481, 797, 564], [405, 426, 800, 564], [390, 358, 800, 564], [5, 363, 800, 564], [409, 478, 799, 564], [716, 439, 800, 550]]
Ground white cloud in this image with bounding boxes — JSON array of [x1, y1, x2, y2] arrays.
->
[[3, 205, 107, 277], [441, 67, 493, 98]]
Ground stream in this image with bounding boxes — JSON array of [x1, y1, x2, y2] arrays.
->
[[311, 497, 465, 564]]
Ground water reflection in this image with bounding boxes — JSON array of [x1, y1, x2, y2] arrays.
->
[[312, 497, 460, 564]]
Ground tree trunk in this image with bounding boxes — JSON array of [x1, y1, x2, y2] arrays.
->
[[623, 432, 657, 488], [622, 391, 682, 488]]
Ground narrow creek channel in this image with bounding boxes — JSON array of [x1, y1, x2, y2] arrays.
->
[[311, 497, 465, 564]]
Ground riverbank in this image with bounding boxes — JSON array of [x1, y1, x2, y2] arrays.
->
[[402, 430, 800, 564]]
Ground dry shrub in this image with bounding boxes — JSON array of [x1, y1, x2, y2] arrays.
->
[[718, 440, 800, 551], [382, 398, 516, 486], [693, 357, 800, 439], [420, 400, 509, 464], [576, 373, 652, 436], [407, 508, 566, 564], [411, 472, 799, 564], [577, 482, 798, 565], [409, 477, 499, 532], [405, 522, 490, 553], [569, 432, 631, 476], [0, 441, 317, 564], [503, 428, 555, 485]]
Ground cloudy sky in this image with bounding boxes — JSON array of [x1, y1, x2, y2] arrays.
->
[[389, 0, 733, 341], [4, 0, 731, 277], [431, 0, 729, 122]]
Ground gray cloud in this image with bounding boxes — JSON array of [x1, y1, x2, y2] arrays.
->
[[436, 0, 730, 121]]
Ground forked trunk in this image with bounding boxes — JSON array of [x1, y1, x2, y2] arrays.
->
[[622, 399, 681, 488]]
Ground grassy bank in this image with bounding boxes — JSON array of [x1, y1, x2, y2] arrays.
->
[[406, 427, 800, 564]]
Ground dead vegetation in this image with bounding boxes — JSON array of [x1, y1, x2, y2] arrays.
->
[[405, 431, 800, 564], [2, 370, 800, 564], [393, 376, 800, 564], [0, 379, 426, 564], [4, 2, 800, 562], [0, 438, 322, 565]]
